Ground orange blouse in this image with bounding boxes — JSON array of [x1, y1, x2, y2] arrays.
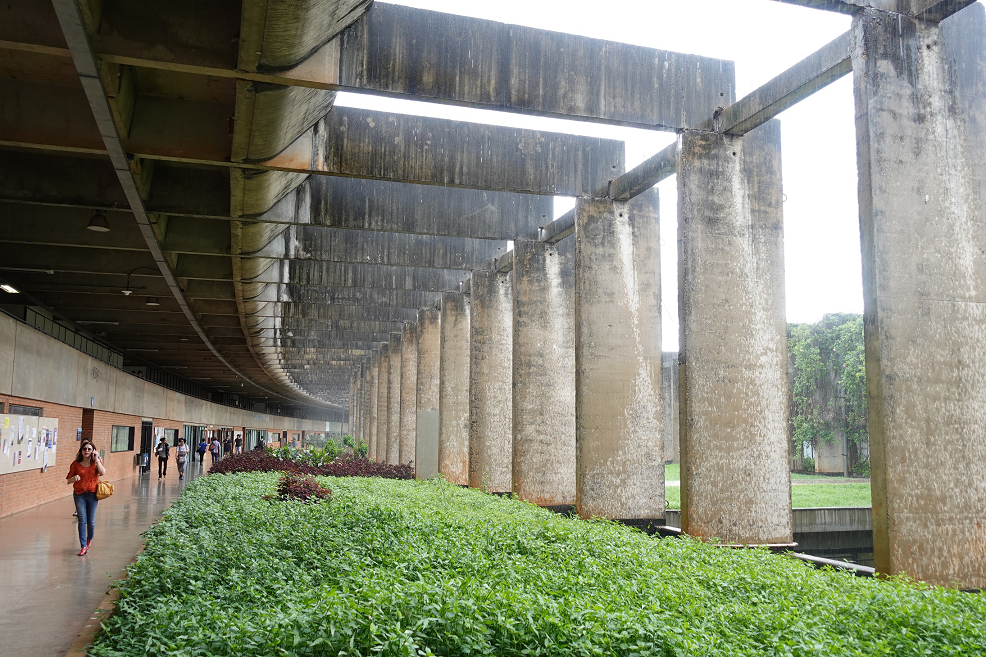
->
[[67, 460, 100, 495]]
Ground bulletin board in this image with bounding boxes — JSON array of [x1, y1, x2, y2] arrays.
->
[[0, 415, 59, 475]]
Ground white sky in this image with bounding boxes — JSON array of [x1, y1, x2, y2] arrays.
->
[[336, 0, 870, 350]]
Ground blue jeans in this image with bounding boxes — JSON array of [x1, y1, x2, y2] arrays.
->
[[74, 491, 97, 547]]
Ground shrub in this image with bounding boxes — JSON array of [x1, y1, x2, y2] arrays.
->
[[266, 472, 331, 503], [853, 457, 871, 477], [209, 446, 413, 480], [802, 456, 816, 474]]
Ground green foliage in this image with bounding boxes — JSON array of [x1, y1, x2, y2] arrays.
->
[[93, 475, 985, 656], [791, 483, 873, 508], [853, 458, 871, 478], [270, 443, 339, 467], [342, 434, 355, 448], [788, 314, 868, 469], [355, 438, 368, 460], [801, 456, 816, 474]]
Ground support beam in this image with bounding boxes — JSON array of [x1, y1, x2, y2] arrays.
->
[[415, 307, 441, 480], [366, 350, 380, 461], [771, 0, 976, 20], [511, 238, 577, 508], [574, 189, 664, 521], [678, 121, 792, 545], [399, 322, 417, 468], [851, 2, 986, 588], [468, 268, 513, 493], [438, 290, 470, 485]]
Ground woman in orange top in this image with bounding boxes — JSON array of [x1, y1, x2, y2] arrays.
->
[[66, 440, 106, 556]]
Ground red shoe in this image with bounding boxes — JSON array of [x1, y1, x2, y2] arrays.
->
[[86, 539, 92, 549], [78, 545, 89, 556]]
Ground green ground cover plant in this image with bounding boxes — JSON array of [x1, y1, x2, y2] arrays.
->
[[92, 475, 983, 656]]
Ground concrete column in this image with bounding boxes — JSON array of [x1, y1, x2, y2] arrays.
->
[[416, 307, 441, 479], [387, 332, 403, 465], [851, 4, 986, 588], [678, 120, 791, 545], [358, 362, 368, 453], [438, 290, 470, 485], [399, 321, 418, 467], [375, 343, 390, 463], [511, 238, 576, 508], [573, 189, 664, 522], [366, 351, 380, 462], [468, 268, 513, 492], [662, 353, 679, 464]]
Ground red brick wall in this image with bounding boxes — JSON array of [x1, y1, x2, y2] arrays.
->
[[0, 395, 145, 518], [0, 395, 83, 517]]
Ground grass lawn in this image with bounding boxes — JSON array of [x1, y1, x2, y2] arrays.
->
[[92, 474, 984, 656]]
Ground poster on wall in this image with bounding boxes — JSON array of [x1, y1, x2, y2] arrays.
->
[[0, 416, 58, 476]]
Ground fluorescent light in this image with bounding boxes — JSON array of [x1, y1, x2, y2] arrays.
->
[[0, 285, 19, 294]]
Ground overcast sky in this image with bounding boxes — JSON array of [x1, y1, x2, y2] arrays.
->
[[337, 0, 870, 349]]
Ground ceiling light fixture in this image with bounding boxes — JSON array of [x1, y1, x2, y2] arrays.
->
[[0, 284, 19, 294], [86, 213, 110, 232], [145, 297, 160, 306]]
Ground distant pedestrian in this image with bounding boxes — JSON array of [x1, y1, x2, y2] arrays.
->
[[223, 438, 232, 458], [197, 438, 207, 463], [66, 440, 105, 556], [154, 435, 170, 479], [234, 435, 243, 454], [175, 438, 189, 480], [210, 437, 221, 464]]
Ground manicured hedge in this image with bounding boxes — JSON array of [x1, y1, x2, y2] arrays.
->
[[91, 475, 985, 656]]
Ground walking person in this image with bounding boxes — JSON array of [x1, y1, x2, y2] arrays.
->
[[66, 440, 106, 556], [234, 434, 243, 454], [175, 437, 190, 481], [197, 437, 207, 464], [210, 436, 221, 464], [155, 435, 170, 479]]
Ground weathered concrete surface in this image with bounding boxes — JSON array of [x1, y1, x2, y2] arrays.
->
[[851, 3, 986, 588], [468, 269, 513, 493], [337, 3, 734, 129], [511, 238, 577, 506], [677, 120, 792, 545], [366, 351, 379, 461], [573, 189, 664, 521], [399, 322, 418, 466], [415, 307, 441, 479], [386, 332, 402, 465], [308, 176, 553, 239], [375, 344, 390, 463], [662, 352, 680, 464], [438, 291, 470, 485]]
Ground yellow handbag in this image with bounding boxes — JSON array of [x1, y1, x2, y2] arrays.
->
[[96, 480, 114, 500]]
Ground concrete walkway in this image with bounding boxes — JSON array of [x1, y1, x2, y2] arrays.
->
[[0, 459, 208, 656]]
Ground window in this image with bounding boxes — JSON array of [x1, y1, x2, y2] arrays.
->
[[111, 425, 135, 452], [9, 404, 42, 416], [165, 428, 179, 445]]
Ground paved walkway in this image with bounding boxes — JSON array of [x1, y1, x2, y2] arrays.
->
[[0, 459, 208, 656]]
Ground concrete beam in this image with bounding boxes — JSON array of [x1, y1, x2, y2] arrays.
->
[[386, 332, 402, 465], [771, 0, 976, 20], [89, 3, 734, 129]]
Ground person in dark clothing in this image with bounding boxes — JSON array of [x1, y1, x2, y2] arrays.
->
[[155, 436, 170, 479], [197, 438, 207, 463]]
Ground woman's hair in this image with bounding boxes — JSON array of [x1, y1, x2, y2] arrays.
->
[[75, 439, 96, 463], [179, 438, 186, 443]]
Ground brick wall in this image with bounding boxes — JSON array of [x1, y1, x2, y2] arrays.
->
[[0, 395, 83, 517]]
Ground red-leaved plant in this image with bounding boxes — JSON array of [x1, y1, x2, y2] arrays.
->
[[264, 472, 332, 503], [210, 448, 413, 480]]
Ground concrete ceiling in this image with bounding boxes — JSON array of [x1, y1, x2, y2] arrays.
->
[[0, 0, 732, 415]]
